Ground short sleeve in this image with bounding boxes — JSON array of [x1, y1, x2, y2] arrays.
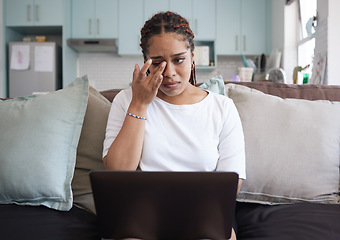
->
[[102, 89, 132, 159]]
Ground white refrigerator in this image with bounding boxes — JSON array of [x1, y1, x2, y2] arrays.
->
[[9, 42, 61, 98]]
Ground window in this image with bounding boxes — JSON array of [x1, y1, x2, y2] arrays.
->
[[297, 0, 317, 83], [299, 0, 317, 39]]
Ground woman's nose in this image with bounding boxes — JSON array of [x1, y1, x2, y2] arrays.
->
[[163, 62, 176, 78]]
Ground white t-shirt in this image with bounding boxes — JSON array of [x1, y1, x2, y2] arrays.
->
[[103, 88, 246, 179]]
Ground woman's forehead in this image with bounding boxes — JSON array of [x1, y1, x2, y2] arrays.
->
[[147, 33, 190, 56]]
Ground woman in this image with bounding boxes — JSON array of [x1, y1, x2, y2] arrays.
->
[[103, 11, 245, 240]]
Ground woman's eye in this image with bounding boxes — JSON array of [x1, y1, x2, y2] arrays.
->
[[175, 58, 185, 64], [152, 62, 161, 66]]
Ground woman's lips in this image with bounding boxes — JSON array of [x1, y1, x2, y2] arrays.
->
[[162, 82, 180, 89]]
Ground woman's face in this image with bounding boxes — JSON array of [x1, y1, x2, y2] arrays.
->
[[146, 33, 193, 98]]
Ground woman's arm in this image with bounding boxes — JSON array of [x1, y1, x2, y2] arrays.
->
[[103, 60, 166, 170], [237, 179, 243, 195]]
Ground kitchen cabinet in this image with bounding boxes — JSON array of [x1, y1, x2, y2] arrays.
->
[[216, 0, 271, 55], [118, 0, 216, 59], [5, 0, 63, 26], [71, 0, 118, 39], [169, 0, 192, 21], [192, 0, 216, 40], [144, 0, 168, 21], [118, 0, 144, 55], [143, 0, 216, 40], [170, 0, 216, 40]]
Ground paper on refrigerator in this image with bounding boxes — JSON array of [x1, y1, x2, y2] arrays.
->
[[10, 45, 30, 70], [35, 46, 54, 72]]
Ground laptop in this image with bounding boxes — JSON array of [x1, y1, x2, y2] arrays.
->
[[90, 171, 239, 240]]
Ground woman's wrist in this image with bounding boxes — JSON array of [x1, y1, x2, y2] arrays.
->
[[128, 100, 149, 118]]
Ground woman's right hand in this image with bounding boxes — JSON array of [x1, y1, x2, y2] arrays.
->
[[131, 59, 167, 107], [103, 59, 167, 170]]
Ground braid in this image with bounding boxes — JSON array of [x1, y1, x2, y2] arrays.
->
[[140, 11, 197, 86]]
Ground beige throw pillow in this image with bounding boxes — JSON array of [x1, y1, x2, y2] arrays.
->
[[72, 86, 111, 214], [225, 84, 340, 204]]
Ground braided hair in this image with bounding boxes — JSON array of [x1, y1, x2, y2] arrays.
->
[[140, 11, 197, 86]]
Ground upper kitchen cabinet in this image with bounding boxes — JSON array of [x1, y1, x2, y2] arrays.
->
[[169, 0, 192, 23], [144, 0, 216, 40], [118, 0, 144, 55], [241, 0, 269, 55], [216, 0, 271, 55], [192, 0, 216, 40], [170, 0, 216, 40], [5, 0, 63, 26], [71, 0, 118, 39], [117, 0, 216, 57], [144, 0, 168, 21]]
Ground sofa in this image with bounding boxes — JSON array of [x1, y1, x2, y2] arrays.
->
[[1, 75, 340, 240]]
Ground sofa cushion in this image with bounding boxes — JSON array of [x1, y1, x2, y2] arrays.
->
[[235, 202, 340, 239], [72, 86, 111, 214], [225, 83, 340, 204], [0, 76, 89, 211]]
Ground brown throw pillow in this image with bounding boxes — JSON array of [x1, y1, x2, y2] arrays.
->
[[72, 86, 111, 214]]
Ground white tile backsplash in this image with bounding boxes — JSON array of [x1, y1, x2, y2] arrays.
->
[[77, 53, 245, 91], [77, 53, 144, 91]]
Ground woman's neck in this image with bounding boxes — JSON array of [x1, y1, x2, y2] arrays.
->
[[157, 84, 208, 105]]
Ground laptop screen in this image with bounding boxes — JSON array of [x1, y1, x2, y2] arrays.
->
[[90, 171, 238, 240]]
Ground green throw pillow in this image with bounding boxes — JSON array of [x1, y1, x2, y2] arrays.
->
[[199, 75, 225, 95], [0, 76, 89, 211]]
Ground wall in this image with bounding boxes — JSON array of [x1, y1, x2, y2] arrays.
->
[[313, 0, 340, 85], [313, 0, 328, 83], [77, 54, 244, 91], [0, 0, 3, 97], [327, 0, 340, 85], [271, 0, 284, 52]]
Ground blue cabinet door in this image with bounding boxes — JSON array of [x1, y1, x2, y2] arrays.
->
[[192, 0, 216, 40], [72, 0, 118, 39], [216, 0, 241, 55], [6, 0, 63, 26], [144, 0, 169, 22], [216, 0, 271, 55], [241, 0, 268, 55], [169, 0, 192, 26], [34, 0, 63, 26], [6, 0, 33, 26], [72, 0, 95, 38], [118, 0, 144, 55], [95, 0, 118, 38]]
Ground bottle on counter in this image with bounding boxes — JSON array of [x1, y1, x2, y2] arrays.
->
[[293, 64, 310, 84]]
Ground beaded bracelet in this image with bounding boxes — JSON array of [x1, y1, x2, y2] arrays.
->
[[126, 112, 147, 120]]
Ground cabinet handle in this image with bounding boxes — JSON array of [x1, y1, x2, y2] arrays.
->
[[235, 35, 238, 51], [89, 19, 92, 35], [97, 19, 100, 35], [36, 5, 39, 22], [243, 35, 246, 52], [27, 5, 31, 22]]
